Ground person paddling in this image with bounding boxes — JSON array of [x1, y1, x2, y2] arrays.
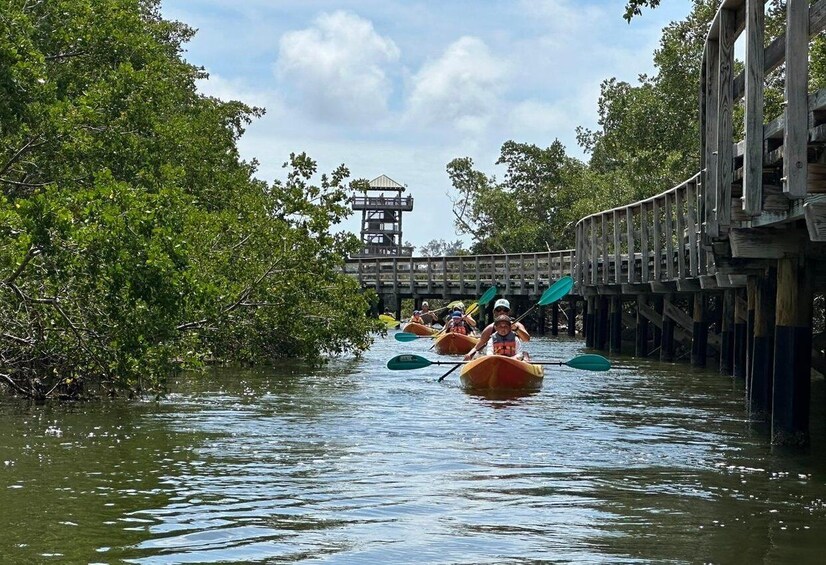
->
[[420, 302, 438, 326], [409, 310, 424, 324], [445, 311, 473, 335], [463, 313, 531, 362]]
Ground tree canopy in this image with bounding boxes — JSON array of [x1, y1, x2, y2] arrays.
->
[[0, 0, 379, 400]]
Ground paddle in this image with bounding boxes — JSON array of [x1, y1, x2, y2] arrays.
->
[[510, 276, 574, 325], [387, 353, 612, 379], [394, 332, 433, 342]]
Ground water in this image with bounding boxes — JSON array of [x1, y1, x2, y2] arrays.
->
[[2, 334, 826, 563]]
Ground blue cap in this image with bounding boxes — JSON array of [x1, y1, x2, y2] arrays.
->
[[452, 311, 462, 318]]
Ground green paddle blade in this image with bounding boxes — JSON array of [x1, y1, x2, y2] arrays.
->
[[387, 354, 432, 370], [565, 354, 611, 372], [477, 285, 498, 306], [538, 276, 574, 306], [394, 332, 428, 342]]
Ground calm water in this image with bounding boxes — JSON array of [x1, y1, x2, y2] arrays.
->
[[2, 333, 826, 563]]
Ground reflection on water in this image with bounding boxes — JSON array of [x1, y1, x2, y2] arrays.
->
[[1, 334, 826, 563]]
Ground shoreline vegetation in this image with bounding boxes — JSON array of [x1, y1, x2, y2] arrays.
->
[[0, 1, 382, 401]]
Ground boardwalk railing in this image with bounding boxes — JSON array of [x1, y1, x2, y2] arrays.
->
[[575, 173, 707, 289], [344, 251, 574, 296]]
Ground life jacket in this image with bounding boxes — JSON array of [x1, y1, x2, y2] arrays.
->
[[449, 320, 468, 335], [491, 330, 517, 357], [411, 314, 423, 324]]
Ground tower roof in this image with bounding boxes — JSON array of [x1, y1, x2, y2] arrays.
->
[[369, 175, 405, 191]]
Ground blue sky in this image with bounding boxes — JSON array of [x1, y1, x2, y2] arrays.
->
[[160, 0, 693, 250]]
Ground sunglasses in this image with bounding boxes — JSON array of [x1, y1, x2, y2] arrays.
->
[[494, 307, 510, 312]]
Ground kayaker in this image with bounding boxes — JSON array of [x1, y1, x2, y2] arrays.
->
[[420, 302, 438, 325], [463, 314, 530, 362], [445, 311, 473, 335], [409, 310, 424, 324], [443, 302, 477, 329]]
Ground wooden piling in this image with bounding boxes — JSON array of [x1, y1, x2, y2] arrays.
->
[[636, 295, 649, 357], [610, 296, 622, 354], [567, 298, 577, 336], [596, 296, 609, 351], [771, 257, 812, 446], [749, 268, 775, 418], [660, 294, 675, 362], [720, 289, 734, 375], [551, 302, 559, 336], [733, 287, 747, 379], [585, 296, 595, 348], [691, 293, 708, 367]]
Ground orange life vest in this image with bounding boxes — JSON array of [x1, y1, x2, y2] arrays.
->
[[492, 331, 517, 357], [449, 320, 468, 335], [411, 314, 423, 324]]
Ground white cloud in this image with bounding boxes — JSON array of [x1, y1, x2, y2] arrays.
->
[[405, 36, 507, 134], [276, 11, 400, 123]]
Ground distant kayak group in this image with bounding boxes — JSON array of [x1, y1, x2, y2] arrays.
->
[[385, 277, 610, 391]]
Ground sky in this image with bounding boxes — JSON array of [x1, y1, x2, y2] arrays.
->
[[160, 0, 694, 251]]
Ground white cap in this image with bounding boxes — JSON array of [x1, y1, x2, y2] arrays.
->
[[494, 298, 510, 310], [421, 301, 429, 307]]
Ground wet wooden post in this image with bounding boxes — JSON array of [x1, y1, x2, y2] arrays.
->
[[610, 296, 622, 354], [750, 268, 775, 418], [746, 277, 757, 384], [733, 288, 747, 379], [585, 296, 595, 347], [596, 295, 609, 351], [567, 298, 577, 336], [660, 294, 675, 362], [653, 296, 663, 352], [691, 293, 708, 367], [636, 295, 649, 357], [720, 289, 734, 375], [551, 302, 559, 336], [772, 257, 813, 445]]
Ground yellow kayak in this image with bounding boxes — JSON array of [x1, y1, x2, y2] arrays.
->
[[459, 355, 544, 391], [379, 314, 400, 329], [433, 332, 479, 355]]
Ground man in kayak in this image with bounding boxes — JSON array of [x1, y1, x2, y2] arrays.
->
[[420, 301, 438, 326], [463, 313, 530, 362]]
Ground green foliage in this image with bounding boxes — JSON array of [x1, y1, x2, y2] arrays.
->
[[419, 239, 468, 256], [0, 0, 379, 400], [447, 141, 584, 254]]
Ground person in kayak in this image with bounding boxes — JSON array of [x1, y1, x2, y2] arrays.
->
[[409, 310, 424, 324], [445, 310, 473, 335], [420, 302, 438, 326], [444, 302, 477, 330], [463, 313, 530, 362]]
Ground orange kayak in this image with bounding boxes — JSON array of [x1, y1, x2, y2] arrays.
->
[[433, 332, 479, 355], [459, 355, 544, 391], [402, 321, 439, 336]]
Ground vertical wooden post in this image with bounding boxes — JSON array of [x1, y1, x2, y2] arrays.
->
[[692, 293, 708, 367], [551, 302, 559, 336], [784, 0, 809, 199], [733, 288, 747, 379], [720, 289, 734, 375], [661, 294, 675, 362], [596, 296, 609, 351], [743, 0, 764, 215], [567, 298, 577, 336], [772, 257, 813, 445], [750, 268, 775, 418], [653, 295, 663, 352], [636, 295, 649, 357], [585, 296, 595, 348], [610, 296, 622, 355], [746, 275, 757, 384]]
